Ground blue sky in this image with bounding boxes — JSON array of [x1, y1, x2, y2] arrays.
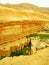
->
[[0, 0, 49, 7]]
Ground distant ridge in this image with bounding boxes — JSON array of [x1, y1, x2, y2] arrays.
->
[[0, 3, 49, 21], [1, 3, 49, 15], [41, 7, 49, 11]]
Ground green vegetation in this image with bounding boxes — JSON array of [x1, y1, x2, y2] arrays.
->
[[26, 33, 38, 38], [0, 44, 31, 60], [10, 44, 31, 57], [26, 33, 49, 39], [39, 34, 49, 39]]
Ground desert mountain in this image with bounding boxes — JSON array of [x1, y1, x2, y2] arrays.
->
[[0, 3, 49, 22], [3, 3, 49, 15]]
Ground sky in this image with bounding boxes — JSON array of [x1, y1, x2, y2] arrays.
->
[[0, 0, 49, 7]]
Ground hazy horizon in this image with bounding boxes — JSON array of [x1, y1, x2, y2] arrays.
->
[[0, 0, 49, 7]]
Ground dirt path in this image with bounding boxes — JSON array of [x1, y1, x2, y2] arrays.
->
[[0, 47, 49, 65]]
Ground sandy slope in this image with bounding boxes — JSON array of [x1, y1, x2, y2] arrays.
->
[[2, 3, 49, 16], [0, 47, 49, 65], [0, 4, 49, 22], [0, 3, 49, 65]]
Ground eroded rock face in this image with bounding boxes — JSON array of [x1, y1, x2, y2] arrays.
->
[[30, 36, 49, 54], [0, 3, 49, 60], [0, 20, 43, 58]]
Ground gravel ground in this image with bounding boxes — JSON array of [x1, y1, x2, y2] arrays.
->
[[0, 47, 49, 65]]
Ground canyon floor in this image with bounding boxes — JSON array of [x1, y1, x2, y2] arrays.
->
[[0, 47, 49, 65]]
